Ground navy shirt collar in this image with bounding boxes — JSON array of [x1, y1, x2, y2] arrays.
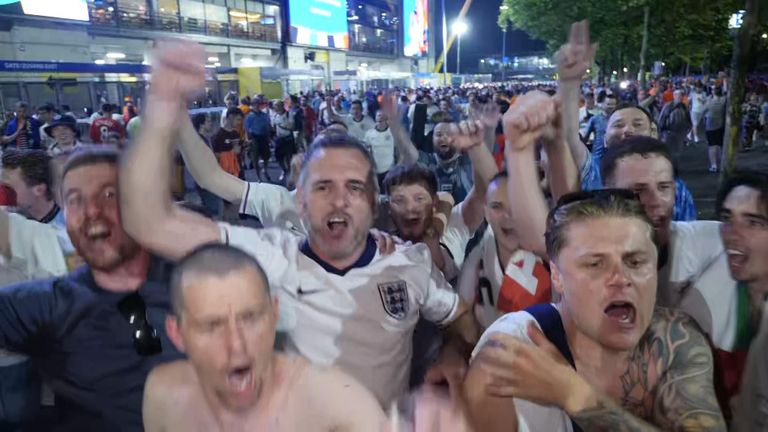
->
[[300, 234, 376, 276]]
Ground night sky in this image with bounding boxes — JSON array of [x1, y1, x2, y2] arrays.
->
[[433, 0, 545, 74]]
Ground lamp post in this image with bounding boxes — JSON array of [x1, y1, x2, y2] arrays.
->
[[452, 20, 468, 75]]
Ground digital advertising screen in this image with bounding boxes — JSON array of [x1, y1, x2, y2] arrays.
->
[[20, 0, 89, 21], [403, 0, 428, 57], [289, 0, 349, 50]]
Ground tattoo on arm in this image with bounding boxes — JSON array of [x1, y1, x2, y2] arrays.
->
[[572, 309, 726, 432]]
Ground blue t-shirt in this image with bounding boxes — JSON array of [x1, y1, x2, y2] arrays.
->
[[417, 151, 473, 203], [0, 258, 183, 431], [4, 117, 41, 149], [245, 110, 271, 137], [585, 113, 608, 164], [580, 151, 697, 221]]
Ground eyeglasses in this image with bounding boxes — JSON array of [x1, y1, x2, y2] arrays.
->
[[554, 188, 638, 210], [117, 292, 162, 357]]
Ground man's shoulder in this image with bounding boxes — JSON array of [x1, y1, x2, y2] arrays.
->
[[646, 307, 709, 357], [388, 242, 432, 267], [147, 360, 196, 390], [670, 220, 721, 240]]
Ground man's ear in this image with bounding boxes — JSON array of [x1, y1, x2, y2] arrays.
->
[[33, 184, 48, 200], [550, 260, 566, 297], [165, 316, 186, 353]]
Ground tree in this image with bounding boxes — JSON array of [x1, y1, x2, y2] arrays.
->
[[497, 0, 740, 78]]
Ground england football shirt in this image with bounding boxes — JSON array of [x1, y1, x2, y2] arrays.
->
[[457, 229, 551, 329], [238, 182, 305, 235], [218, 225, 461, 406]]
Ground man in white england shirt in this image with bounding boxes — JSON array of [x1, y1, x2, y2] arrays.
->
[[120, 40, 479, 408], [364, 111, 396, 185]]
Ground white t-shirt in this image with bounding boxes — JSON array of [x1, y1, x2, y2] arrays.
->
[[239, 183, 472, 268], [471, 310, 573, 432], [457, 229, 551, 329], [665, 221, 738, 351], [364, 127, 395, 174], [218, 225, 461, 407], [344, 115, 375, 142], [239, 182, 305, 235]]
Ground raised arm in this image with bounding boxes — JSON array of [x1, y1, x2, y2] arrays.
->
[[455, 111, 499, 232], [545, 98, 581, 201], [120, 40, 220, 261], [178, 110, 244, 203], [381, 92, 419, 164], [502, 91, 555, 258], [556, 20, 597, 188]]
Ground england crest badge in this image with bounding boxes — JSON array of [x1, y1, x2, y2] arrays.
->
[[378, 280, 409, 320]]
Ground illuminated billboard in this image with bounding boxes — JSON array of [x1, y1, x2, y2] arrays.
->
[[21, 0, 89, 21], [289, 0, 349, 49], [403, 0, 428, 57]]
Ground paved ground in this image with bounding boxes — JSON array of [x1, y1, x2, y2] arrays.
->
[[677, 135, 768, 220]]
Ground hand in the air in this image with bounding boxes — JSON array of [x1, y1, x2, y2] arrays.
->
[[475, 322, 583, 410], [502, 91, 557, 152], [148, 39, 206, 102], [449, 120, 485, 153], [469, 102, 501, 131], [555, 20, 598, 83]]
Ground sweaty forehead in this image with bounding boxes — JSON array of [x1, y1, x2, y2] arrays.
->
[[613, 154, 673, 186], [306, 148, 370, 180], [609, 108, 650, 128], [561, 217, 655, 257], [724, 186, 768, 216], [62, 163, 117, 192], [486, 178, 509, 202]]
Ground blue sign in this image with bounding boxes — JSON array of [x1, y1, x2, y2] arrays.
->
[[289, 0, 349, 49], [0, 60, 150, 74], [502, 56, 510, 65]]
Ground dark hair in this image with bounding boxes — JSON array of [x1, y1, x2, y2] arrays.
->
[[383, 163, 438, 196], [101, 103, 114, 113], [605, 93, 619, 102], [600, 136, 673, 186], [170, 243, 269, 318], [240, 96, 251, 105], [609, 103, 655, 127], [1, 149, 54, 200], [191, 113, 209, 132], [38, 103, 55, 113], [300, 132, 379, 207], [716, 170, 768, 218], [350, 100, 363, 108], [225, 107, 244, 119], [61, 146, 120, 183]]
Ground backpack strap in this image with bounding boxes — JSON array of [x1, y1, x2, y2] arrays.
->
[[526, 303, 582, 432]]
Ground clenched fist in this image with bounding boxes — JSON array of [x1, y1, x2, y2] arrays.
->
[[148, 39, 207, 103], [502, 91, 557, 153]]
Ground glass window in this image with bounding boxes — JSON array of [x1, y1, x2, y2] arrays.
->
[[117, 0, 151, 28], [205, 0, 229, 36], [350, 24, 395, 55], [157, 0, 180, 32], [263, 3, 280, 42], [179, 0, 207, 34], [88, 0, 118, 25]]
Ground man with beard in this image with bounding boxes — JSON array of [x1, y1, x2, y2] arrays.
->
[[121, 40, 479, 408], [387, 96, 499, 203], [0, 147, 184, 430], [558, 21, 696, 221], [143, 244, 387, 431]]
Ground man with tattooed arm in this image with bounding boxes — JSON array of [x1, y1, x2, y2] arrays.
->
[[463, 91, 726, 432]]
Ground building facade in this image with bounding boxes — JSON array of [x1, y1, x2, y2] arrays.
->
[[0, 0, 436, 111]]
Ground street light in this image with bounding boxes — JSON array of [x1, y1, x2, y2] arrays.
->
[[452, 20, 468, 75]]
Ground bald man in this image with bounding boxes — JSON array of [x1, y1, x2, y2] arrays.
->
[[142, 244, 386, 431]]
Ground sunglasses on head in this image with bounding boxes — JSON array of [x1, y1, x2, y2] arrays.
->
[[118, 292, 162, 357], [554, 188, 638, 210]]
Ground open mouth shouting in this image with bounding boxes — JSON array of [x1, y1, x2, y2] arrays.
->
[[84, 222, 112, 243], [604, 301, 636, 328], [227, 364, 254, 396], [325, 214, 350, 238], [725, 248, 748, 272]]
